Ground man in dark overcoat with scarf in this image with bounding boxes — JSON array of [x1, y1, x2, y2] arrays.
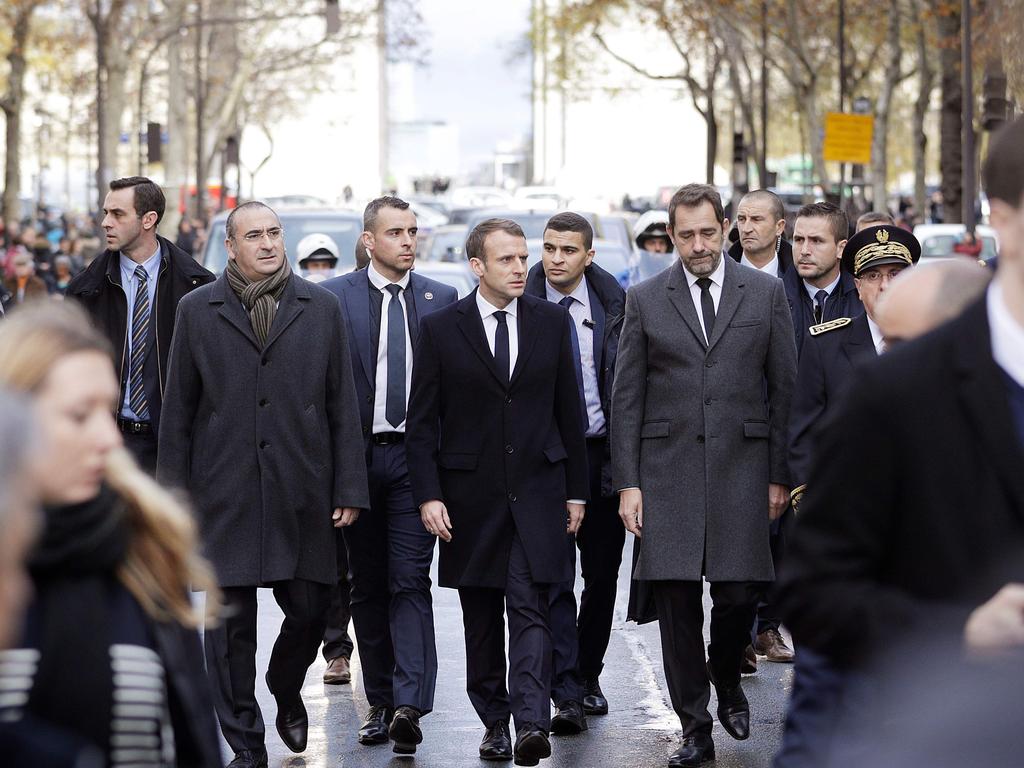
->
[[158, 201, 370, 768]]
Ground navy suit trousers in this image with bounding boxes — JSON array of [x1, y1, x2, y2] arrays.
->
[[343, 440, 437, 713]]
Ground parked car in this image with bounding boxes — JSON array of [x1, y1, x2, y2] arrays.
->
[[912, 223, 999, 261], [421, 224, 468, 262], [412, 261, 477, 298], [201, 207, 362, 277]]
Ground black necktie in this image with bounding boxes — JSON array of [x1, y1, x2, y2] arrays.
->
[[494, 310, 510, 384], [696, 277, 716, 344], [385, 284, 406, 427], [814, 289, 828, 324], [559, 296, 590, 431]]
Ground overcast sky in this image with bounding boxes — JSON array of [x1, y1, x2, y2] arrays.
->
[[411, 0, 532, 174]]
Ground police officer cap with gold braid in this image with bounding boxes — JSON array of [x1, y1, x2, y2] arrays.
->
[[841, 224, 922, 277]]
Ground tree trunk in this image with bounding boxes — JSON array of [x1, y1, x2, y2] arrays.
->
[[936, 7, 962, 223], [871, 0, 902, 212], [705, 103, 717, 185], [803, 84, 829, 190], [913, 0, 934, 222], [162, 0, 189, 236], [3, 2, 39, 226]]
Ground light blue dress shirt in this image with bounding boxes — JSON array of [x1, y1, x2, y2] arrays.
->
[[119, 246, 161, 421]]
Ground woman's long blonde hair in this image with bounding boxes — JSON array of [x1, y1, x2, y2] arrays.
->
[[0, 301, 220, 627]]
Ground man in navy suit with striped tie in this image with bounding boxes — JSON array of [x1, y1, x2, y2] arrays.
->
[[67, 177, 214, 473]]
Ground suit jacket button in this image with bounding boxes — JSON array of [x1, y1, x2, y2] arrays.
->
[[505, 444, 514, 454], [261, 358, 269, 366], [704, 396, 712, 405], [366, 395, 373, 403], [362, 426, 369, 435], [259, 440, 269, 449], [508, 492, 516, 502], [505, 396, 512, 405], [259, 399, 269, 407], [697, 435, 705, 443]]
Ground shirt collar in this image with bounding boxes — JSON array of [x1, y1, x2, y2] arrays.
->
[[119, 244, 161, 281], [367, 261, 411, 292], [803, 272, 841, 302], [476, 290, 518, 320], [866, 314, 885, 353], [683, 252, 726, 288], [741, 252, 779, 276], [544, 275, 589, 307], [988, 278, 1024, 387]]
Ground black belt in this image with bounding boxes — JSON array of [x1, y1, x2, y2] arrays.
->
[[117, 417, 152, 435], [372, 432, 405, 445]]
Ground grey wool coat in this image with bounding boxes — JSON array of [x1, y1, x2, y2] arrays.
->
[[157, 273, 370, 588], [611, 256, 797, 582]]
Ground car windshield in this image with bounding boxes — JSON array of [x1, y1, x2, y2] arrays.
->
[[202, 212, 362, 274], [424, 229, 467, 261]]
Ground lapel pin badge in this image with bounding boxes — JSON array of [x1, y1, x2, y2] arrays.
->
[[424, 292, 434, 300]]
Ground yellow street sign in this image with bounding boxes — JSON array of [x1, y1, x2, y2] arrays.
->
[[823, 112, 874, 164]]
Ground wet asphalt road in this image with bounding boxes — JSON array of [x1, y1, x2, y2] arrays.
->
[[216, 537, 792, 768]]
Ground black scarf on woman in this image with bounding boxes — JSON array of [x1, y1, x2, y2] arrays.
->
[[25, 484, 130, 756]]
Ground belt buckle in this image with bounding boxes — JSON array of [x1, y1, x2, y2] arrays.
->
[[132, 421, 142, 434]]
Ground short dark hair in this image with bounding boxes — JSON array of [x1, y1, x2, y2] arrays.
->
[[544, 211, 593, 250], [796, 201, 849, 243], [109, 176, 165, 225], [983, 115, 1024, 208], [363, 195, 411, 233], [856, 210, 894, 229], [465, 218, 525, 262], [740, 189, 785, 222], [226, 201, 278, 239], [668, 184, 725, 231]]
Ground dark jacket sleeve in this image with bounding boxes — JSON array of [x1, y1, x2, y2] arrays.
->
[[156, 301, 200, 490], [776, 365, 974, 667], [766, 279, 798, 487], [610, 287, 646, 491], [326, 298, 371, 510], [406, 315, 444, 507], [553, 309, 589, 501]]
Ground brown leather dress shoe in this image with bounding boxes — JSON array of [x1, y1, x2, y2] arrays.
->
[[323, 655, 352, 684], [741, 644, 758, 674], [754, 628, 795, 663]]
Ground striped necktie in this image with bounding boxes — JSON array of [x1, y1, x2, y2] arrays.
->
[[128, 265, 151, 420]]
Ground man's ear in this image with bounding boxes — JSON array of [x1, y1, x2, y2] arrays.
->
[[361, 231, 374, 252], [141, 211, 159, 231]]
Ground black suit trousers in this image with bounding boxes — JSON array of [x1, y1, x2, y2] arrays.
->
[[653, 580, 763, 737], [458, 532, 553, 732], [321, 529, 354, 661], [203, 580, 332, 753]]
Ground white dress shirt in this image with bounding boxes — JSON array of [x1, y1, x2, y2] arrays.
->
[[741, 252, 780, 277], [476, 290, 519, 372], [866, 314, 885, 355], [684, 254, 726, 343], [544, 277, 607, 437], [368, 263, 413, 434], [802, 272, 841, 303], [119, 246, 161, 421], [988, 279, 1024, 387]]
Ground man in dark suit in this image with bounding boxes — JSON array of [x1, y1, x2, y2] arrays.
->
[[776, 115, 1024, 760], [406, 218, 589, 767], [613, 184, 797, 767], [67, 176, 214, 473], [158, 201, 369, 768], [321, 197, 457, 754], [525, 212, 626, 730]]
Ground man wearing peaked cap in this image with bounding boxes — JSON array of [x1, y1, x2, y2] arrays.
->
[[775, 223, 920, 768]]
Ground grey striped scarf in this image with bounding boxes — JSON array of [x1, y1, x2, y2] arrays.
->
[[226, 256, 292, 346]]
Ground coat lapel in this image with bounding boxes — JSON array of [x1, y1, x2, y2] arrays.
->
[[843, 313, 877, 366], [212, 275, 261, 351], [261, 275, 307, 351], [587, 277, 606, 374], [708, 257, 743, 351], [343, 272, 374, 387], [510, 296, 539, 387], [456, 290, 506, 388], [954, 301, 1024, 515], [665, 261, 708, 349]]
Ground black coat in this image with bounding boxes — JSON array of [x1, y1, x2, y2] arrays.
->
[[787, 312, 877, 491], [157, 273, 370, 587], [66, 236, 214, 434], [406, 291, 590, 588], [776, 298, 1024, 667], [525, 261, 626, 496], [781, 267, 864, 355]]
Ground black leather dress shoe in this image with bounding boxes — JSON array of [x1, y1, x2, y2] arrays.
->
[[479, 721, 513, 761], [265, 673, 308, 754], [582, 678, 609, 715], [389, 706, 423, 754], [715, 683, 750, 740], [358, 705, 394, 745], [668, 734, 715, 766], [227, 749, 268, 768], [514, 727, 551, 767], [550, 700, 588, 735]]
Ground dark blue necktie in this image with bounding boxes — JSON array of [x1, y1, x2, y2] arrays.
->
[[128, 266, 151, 420], [494, 310, 510, 384], [559, 296, 590, 431], [385, 284, 406, 427], [814, 289, 828, 324]]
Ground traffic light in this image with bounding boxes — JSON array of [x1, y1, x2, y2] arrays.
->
[[732, 131, 746, 165], [225, 134, 239, 165], [982, 72, 1009, 131], [147, 122, 162, 164]]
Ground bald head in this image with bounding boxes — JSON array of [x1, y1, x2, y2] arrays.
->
[[876, 260, 992, 346]]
